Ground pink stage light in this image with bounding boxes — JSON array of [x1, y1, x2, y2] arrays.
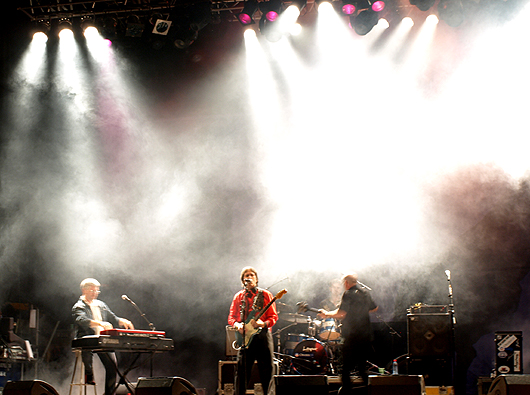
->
[[238, 13, 253, 24], [372, 0, 385, 11], [266, 10, 279, 22], [342, 3, 356, 14]]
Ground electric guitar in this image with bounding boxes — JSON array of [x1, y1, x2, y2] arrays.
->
[[234, 289, 287, 349]]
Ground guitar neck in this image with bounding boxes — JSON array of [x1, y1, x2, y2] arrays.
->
[[254, 297, 277, 322]]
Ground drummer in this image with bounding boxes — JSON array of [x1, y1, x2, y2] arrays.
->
[[318, 273, 378, 393], [320, 278, 342, 311]]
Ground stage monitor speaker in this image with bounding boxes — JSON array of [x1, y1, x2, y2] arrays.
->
[[136, 377, 197, 395], [269, 375, 328, 395], [408, 314, 452, 357], [486, 375, 530, 395], [368, 375, 425, 395], [3, 380, 60, 395]]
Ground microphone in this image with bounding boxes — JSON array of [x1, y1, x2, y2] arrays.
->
[[122, 295, 136, 305], [445, 270, 451, 280]]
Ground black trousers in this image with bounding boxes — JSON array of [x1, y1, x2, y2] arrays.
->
[[341, 336, 372, 391], [235, 330, 274, 395], [82, 350, 117, 395]]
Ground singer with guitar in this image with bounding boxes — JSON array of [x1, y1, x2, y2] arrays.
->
[[228, 267, 279, 395], [72, 278, 134, 395]]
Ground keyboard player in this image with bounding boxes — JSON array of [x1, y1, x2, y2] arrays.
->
[[72, 278, 134, 395]]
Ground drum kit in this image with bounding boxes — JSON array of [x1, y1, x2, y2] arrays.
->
[[273, 310, 342, 376]]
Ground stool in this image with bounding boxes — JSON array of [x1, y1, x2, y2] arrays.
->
[[70, 349, 97, 395]]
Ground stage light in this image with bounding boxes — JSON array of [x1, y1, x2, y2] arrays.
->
[[438, 0, 464, 26], [125, 15, 145, 37], [372, 0, 385, 12], [173, 26, 199, 49], [238, 0, 259, 25], [57, 17, 73, 35], [258, 0, 284, 41], [99, 16, 119, 39], [410, 0, 436, 11], [32, 19, 50, 40], [260, 0, 283, 22], [350, 9, 379, 35], [341, 1, 356, 15], [168, 2, 211, 49]]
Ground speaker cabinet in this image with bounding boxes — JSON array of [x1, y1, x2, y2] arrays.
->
[[136, 377, 197, 395], [495, 332, 523, 375], [3, 380, 60, 395], [269, 375, 328, 395], [368, 375, 425, 395], [408, 314, 452, 357], [486, 375, 530, 395]]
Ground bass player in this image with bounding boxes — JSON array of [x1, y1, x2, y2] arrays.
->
[[228, 267, 278, 395]]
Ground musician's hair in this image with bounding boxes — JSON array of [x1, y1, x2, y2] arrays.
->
[[240, 266, 258, 285], [80, 278, 101, 291]]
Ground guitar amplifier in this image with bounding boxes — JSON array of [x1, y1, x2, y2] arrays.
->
[[225, 326, 238, 358], [495, 332, 523, 375]]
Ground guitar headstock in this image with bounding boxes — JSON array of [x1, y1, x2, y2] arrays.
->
[[296, 301, 309, 312], [275, 289, 288, 299]]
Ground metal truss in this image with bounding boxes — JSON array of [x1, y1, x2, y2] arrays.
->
[[17, 0, 249, 21]]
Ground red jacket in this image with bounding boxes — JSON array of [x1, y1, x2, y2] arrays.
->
[[228, 287, 278, 330]]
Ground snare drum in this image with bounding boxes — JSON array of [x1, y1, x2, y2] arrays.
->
[[318, 318, 341, 341], [284, 333, 309, 355], [292, 339, 329, 375]]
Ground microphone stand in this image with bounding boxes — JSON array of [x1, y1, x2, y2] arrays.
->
[[124, 297, 156, 331], [123, 296, 156, 376], [445, 270, 456, 387]]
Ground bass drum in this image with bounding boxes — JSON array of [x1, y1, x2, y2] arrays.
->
[[284, 333, 309, 356], [292, 339, 330, 375]]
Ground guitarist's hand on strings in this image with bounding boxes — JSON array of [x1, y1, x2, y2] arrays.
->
[[250, 318, 266, 329]]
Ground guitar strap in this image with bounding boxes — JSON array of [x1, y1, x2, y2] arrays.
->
[[251, 289, 264, 313]]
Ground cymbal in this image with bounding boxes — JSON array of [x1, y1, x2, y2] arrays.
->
[[280, 313, 311, 323]]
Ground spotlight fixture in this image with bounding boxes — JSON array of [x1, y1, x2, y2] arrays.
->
[[57, 17, 73, 32], [350, 8, 379, 35], [341, 0, 356, 15], [258, 0, 284, 41], [152, 19, 172, 35], [259, 0, 283, 23], [237, 0, 259, 25], [371, 0, 385, 12], [32, 19, 51, 37], [438, 0, 464, 26], [80, 15, 97, 33], [410, 0, 436, 11], [125, 15, 145, 37], [167, 2, 212, 49]]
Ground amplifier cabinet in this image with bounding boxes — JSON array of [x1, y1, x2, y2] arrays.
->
[[495, 332, 523, 375]]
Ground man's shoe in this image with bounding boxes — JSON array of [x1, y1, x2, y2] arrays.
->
[[85, 375, 96, 385]]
